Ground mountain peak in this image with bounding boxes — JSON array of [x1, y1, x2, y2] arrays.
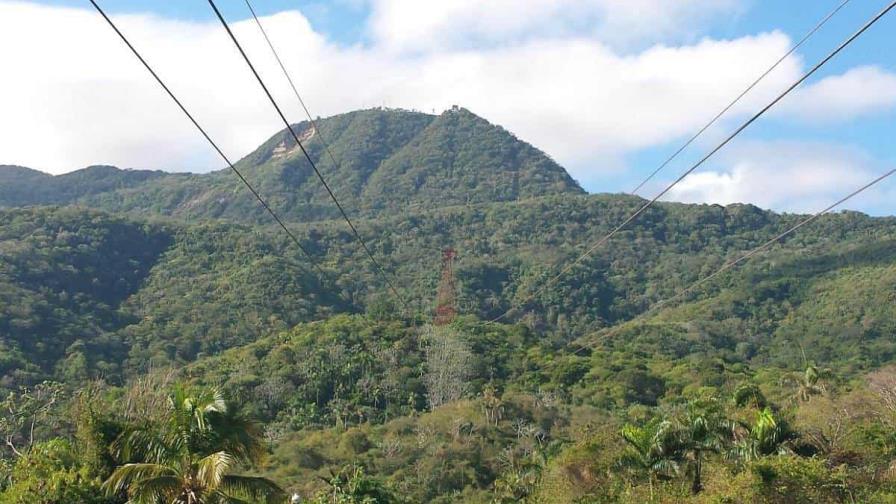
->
[[1, 107, 583, 221], [355, 106, 583, 211], [229, 107, 582, 218]]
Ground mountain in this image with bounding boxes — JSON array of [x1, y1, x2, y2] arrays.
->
[[0, 164, 169, 207], [2, 198, 894, 385], [2, 107, 895, 383], [2, 107, 896, 502], [3, 106, 895, 390], [0, 108, 584, 222]]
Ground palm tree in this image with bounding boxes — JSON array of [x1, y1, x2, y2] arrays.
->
[[783, 362, 832, 403], [618, 418, 682, 501], [729, 408, 796, 462], [103, 383, 285, 503], [782, 344, 832, 403], [733, 383, 766, 409], [678, 399, 733, 494], [316, 465, 398, 503]]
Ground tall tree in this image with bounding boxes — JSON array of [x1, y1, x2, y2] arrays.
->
[[783, 345, 833, 403], [733, 383, 767, 409], [783, 362, 832, 403], [103, 383, 284, 503], [0, 381, 64, 457], [421, 325, 473, 409], [730, 408, 797, 462], [677, 399, 732, 494], [618, 418, 681, 501]]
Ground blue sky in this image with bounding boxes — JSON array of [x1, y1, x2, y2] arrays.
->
[[1, 0, 894, 215]]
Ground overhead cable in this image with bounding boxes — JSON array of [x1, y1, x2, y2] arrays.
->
[[487, 0, 896, 326], [630, 0, 852, 195], [88, 0, 324, 277], [207, 0, 411, 312]]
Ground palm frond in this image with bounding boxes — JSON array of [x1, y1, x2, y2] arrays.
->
[[652, 458, 680, 479], [106, 383, 285, 503], [127, 475, 183, 504], [209, 409, 266, 465], [614, 451, 646, 471], [621, 424, 649, 452], [116, 425, 181, 465], [102, 462, 179, 495], [213, 492, 254, 504], [733, 383, 766, 408], [196, 451, 235, 488], [220, 475, 287, 503]]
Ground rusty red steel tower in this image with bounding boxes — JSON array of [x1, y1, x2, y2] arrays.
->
[[434, 247, 458, 326]]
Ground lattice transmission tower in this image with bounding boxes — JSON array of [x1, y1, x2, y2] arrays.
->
[[434, 248, 458, 326]]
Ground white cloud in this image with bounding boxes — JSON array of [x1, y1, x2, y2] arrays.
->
[[0, 1, 795, 176], [664, 141, 891, 213], [0, 2, 302, 172], [0, 0, 892, 194], [776, 65, 896, 123], [411, 33, 801, 167], [367, 0, 743, 52]]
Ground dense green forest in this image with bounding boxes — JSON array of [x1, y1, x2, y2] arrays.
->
[[0, 107, 582, 222], [1, 108, 895, 502]]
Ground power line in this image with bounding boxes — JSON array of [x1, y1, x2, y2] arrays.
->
[[87, 0, 324, 277], [574, 165, 896, 355], [487, 0, 896, 326], [652, 166, 896, 312], [630, 0, 852, 195], [207, 0, 411, 313], [242, 0, 346, 211], [242, 0, 427, 324]]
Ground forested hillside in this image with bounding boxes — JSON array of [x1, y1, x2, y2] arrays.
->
[[0, 108, 583, 222], [0, 165, 170, 207], [3, 198, 893, 388], [0, 108, 894, 502]]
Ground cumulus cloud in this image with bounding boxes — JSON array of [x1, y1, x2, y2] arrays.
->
[[0, 1, 795, 175], [0, 2, 301, 172], [0, 0, 893, 197], [664, 141, 892, 213], [776, 65, 896, 123], [367, 0, 744, 52]]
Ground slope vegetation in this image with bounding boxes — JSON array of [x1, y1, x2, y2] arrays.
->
[[0, 108, 583, 223]]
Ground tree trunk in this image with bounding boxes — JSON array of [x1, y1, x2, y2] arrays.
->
[[691, 452, 703, 494]]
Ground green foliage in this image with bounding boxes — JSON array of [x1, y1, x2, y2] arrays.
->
[[103, 383, 284, 503], [0, 439, 113, 504], [533, 429, 627, 503], [618, 417, 681, 495], [0, 207, 170, 385], [2, 107, 896, 502], [747, 456, 851, 503], [311, 465, 400, 504], [2, 182, 896, 392], [0, 381, 64, 457], [0, 108, 582, 221], [186, 316, 535, 431], [731, 408, 798, 462], [0, 165, 167, 207], [676, 398, 733, 494], [733, 384, 766, 408]]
